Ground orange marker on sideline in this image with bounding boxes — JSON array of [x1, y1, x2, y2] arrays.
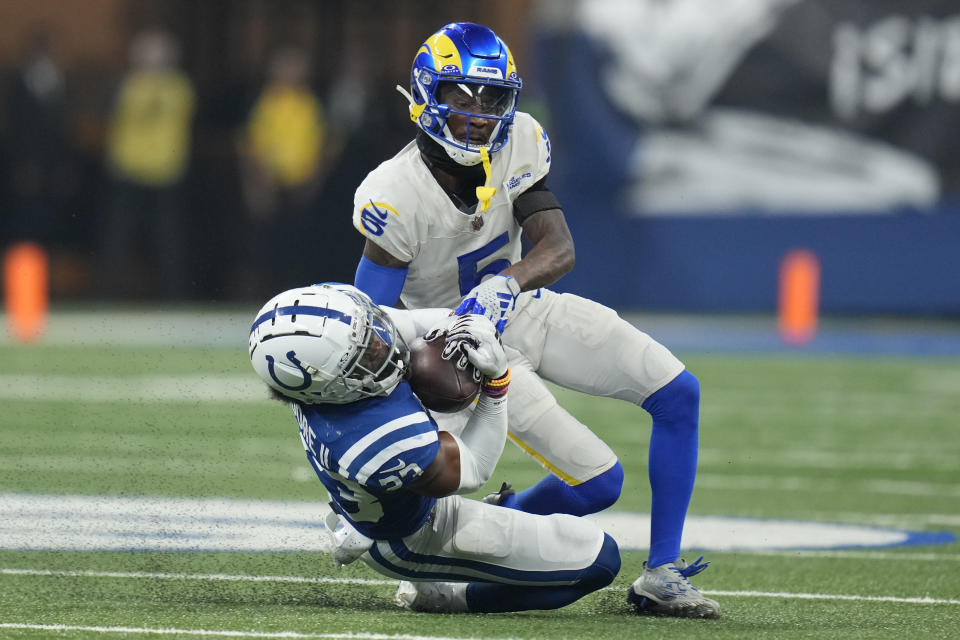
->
[[4, 242, 49, 343], [778, 249, 820, 346]]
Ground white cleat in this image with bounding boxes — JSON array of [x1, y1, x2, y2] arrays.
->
[[394, 580, 469, 613], [627, 556, 721, 619]]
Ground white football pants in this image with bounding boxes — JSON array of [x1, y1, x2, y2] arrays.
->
[[433, 288, 684, 484], [362, 494, 605, 583]]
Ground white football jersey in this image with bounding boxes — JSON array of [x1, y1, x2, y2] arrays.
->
[[352, 111, 553, 310]]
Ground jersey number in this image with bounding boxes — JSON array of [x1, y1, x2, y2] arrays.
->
[[329, 476, 384, 523], [456, 231, 510, 295], [378, 462, 423, 492]]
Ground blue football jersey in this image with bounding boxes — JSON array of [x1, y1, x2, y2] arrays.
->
[[293, 381, 440, 539]]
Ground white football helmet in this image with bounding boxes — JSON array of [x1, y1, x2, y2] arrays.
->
[[249, 283, 409, 404]]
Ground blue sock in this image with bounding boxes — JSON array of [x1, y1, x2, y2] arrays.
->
[[465, 533, 620, 612], [504, 461, 623, 516], [643, 370, 700, 568]]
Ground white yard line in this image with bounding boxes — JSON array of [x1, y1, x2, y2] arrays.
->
[[698, 448, 959, 472], [695, 472, 960, 498], [1, 567, 395, 586], [6, 308, 960, 355], [0, 310, 251, 348], [3, 373, 956, 412], [0, 453, 297, 478], [0, 374, 264, 404], [0, 624, 500, 640], [706, 590, 960, 605], [4, 568, 959, 606]]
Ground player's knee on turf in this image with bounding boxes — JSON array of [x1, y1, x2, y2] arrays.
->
[[579, 533, 620, 592]]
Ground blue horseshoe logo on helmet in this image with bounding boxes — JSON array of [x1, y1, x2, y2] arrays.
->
[[265, 351, 312, 390]]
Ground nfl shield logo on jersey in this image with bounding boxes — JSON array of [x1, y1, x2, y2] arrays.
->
[[472, 215, 484, 230]]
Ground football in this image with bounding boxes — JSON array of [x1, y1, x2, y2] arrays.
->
[[407, 333, 481, 412]]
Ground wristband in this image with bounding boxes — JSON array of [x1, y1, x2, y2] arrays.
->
[[482, 368, 510, 397]]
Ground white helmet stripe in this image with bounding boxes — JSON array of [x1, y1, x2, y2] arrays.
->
[[250, 283, 407, 405], [250, 305, 352, 334]]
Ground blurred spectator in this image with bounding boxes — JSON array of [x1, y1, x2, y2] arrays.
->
[[4, 28, 71, 247], [312, 43, 408, 285], [98, 28, 195, 300], [234, 46, 330, 298]]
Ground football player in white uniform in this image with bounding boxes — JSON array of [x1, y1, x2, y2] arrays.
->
[[249, 283, 620, 613], [350, 22, 719, 618]]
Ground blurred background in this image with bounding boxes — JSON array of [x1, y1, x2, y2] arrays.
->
[[3, 6, 959, 635], [0, 0, 958, 322]]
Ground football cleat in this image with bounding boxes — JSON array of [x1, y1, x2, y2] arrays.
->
[[481, 481, 515, 506], [394, 580, 469, 613], [323, 510, 373, 568], [627, 556, 721, 619]]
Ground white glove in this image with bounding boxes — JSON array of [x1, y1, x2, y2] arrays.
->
[[440, 314, 507, 378], [422, 311, 456, 344], [455, 274, 521, 334]]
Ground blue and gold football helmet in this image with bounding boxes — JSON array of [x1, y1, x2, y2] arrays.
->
[[399, 22, 522, 166]]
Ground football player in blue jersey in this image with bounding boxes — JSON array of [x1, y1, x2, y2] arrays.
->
[[249, 283, 620, 613], [349, 22, 720, 618]]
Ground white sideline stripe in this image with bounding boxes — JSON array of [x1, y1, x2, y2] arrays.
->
[[0, 624, 495, 640], [0, 567, 395, 586], [707, 590, 960, 605], [5, 568, 959, 606]]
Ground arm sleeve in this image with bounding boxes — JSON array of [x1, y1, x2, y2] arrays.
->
[[449, 393, 508, 494], [354, 255, 408, 306]]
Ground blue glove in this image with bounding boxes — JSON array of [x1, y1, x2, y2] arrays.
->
[[455, 274, 521, 334]]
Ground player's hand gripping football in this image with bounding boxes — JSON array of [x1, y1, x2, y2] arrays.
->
[[455, 274, 521, 334], [431, 314, 507, 379]]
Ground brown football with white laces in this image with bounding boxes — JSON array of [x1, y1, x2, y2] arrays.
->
[[407, 333, 480, 413]]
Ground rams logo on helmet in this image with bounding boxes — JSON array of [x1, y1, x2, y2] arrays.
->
[[404, 22, 522, 167]]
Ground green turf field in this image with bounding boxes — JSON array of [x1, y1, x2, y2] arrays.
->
[[1, 312, 958, 639]]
